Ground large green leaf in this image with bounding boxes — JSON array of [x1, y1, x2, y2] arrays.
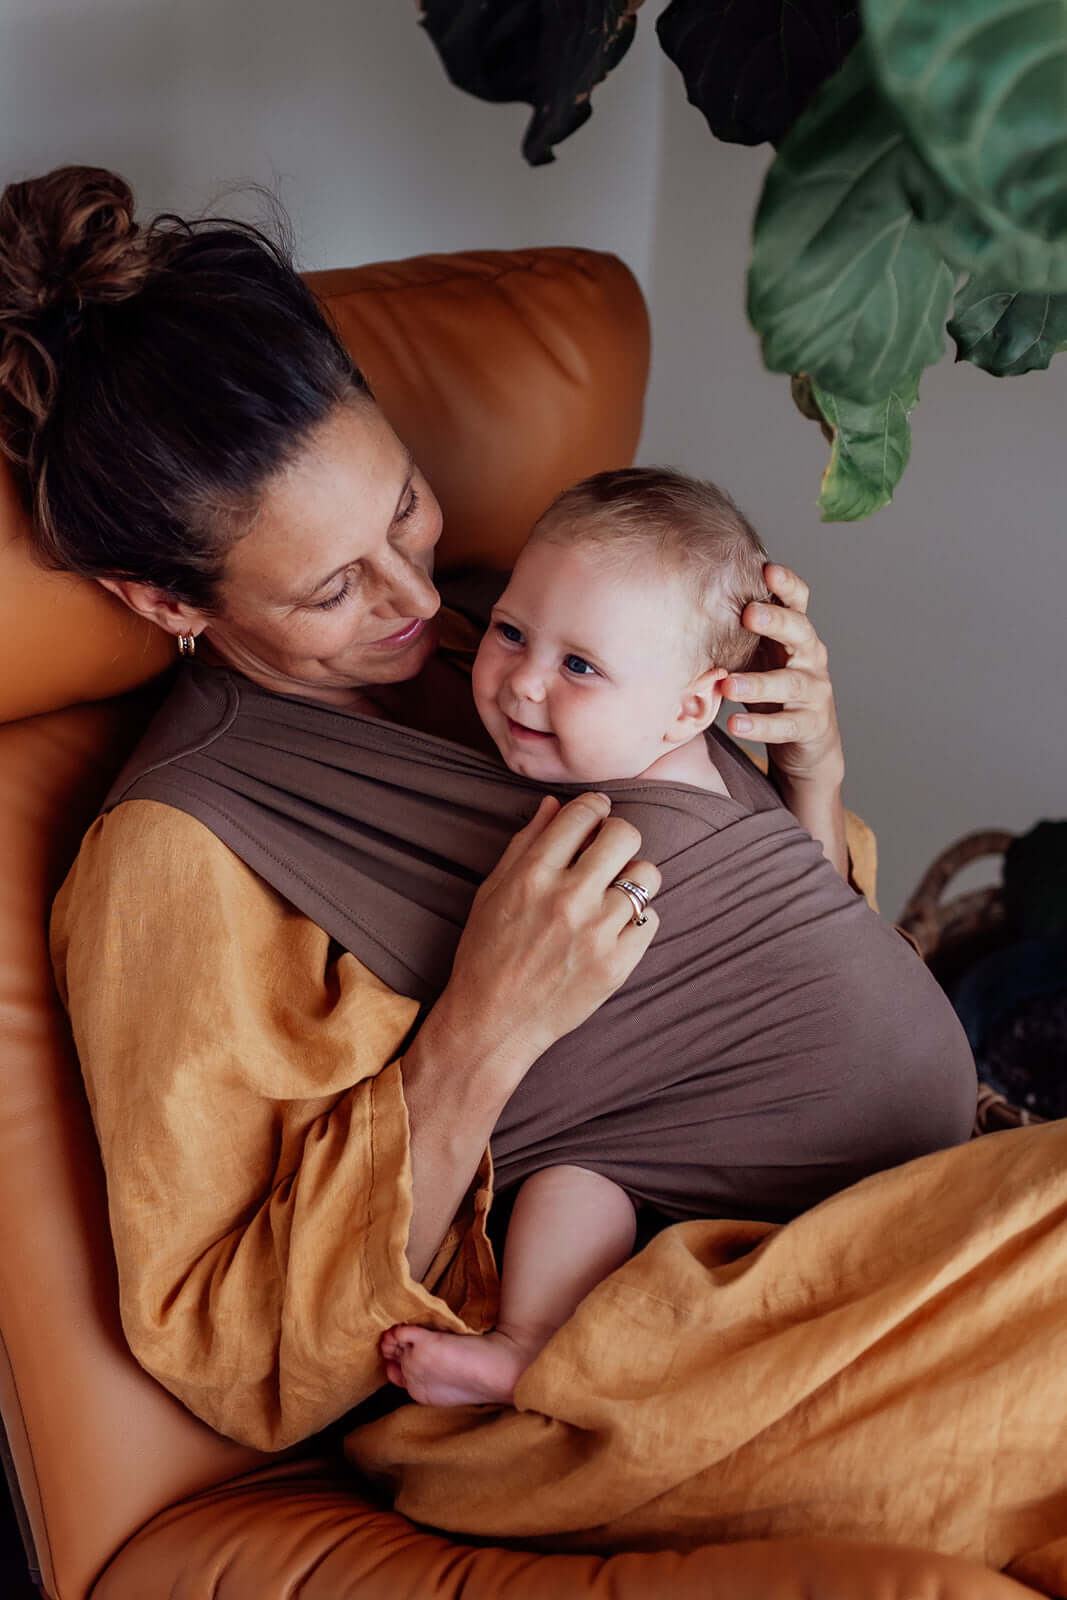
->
[[656, 0, 859, 147], [419, 1, 638, 167], [748, 45, 954, 404], [948, 277, 1067, 376], [804, 372, 920, 521], [902, 151, 1067, 294], [863, 0, 1067, 246]]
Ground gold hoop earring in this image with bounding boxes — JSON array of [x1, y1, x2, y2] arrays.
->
[[177, 633, 197, 659]]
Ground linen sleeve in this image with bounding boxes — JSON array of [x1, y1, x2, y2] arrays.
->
[[50, 800, 497, 1452], [844, 807, 878, 909]]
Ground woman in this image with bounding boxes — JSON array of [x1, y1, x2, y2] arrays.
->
[[2, 167, 975, 1456]]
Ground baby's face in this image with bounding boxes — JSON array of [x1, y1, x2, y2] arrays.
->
[[472, 539, 706, 784]]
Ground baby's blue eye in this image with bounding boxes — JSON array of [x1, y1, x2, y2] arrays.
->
[[496, 621, 523, 644], [564, 654, 597, 677]]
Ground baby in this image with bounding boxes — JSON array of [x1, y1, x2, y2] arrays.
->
[[382, 466, 770, 1407]]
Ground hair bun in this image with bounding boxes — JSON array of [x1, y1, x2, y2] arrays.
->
[[0, 165, 149, 442]]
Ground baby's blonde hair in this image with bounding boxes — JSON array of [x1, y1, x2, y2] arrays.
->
[[530, 467, 771, 672]]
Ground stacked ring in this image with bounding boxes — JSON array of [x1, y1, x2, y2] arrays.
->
[[609, 877, 651, 927]]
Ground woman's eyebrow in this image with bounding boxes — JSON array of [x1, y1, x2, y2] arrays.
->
[[294, 457, 416, 603]]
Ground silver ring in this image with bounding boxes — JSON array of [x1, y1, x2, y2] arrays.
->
[[610, 877, 650, 927]]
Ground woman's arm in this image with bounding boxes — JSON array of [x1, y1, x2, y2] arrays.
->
[[721, 563, 849, 879], [51, 795, 660, 1448], [400, 792, 661, 1277]]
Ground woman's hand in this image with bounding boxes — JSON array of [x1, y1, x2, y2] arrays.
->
[[722, 563, 844, 789], [399, 792, 660, 1278], [434, 792, 661, 1086], [721, 564, 848, 877]]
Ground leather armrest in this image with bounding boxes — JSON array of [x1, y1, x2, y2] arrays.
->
[[93, 1458, 1039, 1600]]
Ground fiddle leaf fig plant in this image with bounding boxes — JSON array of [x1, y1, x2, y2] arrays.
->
[[947, 283, 1067, 379], [654, 0, 859, 148], [746, 44, 956, 406], [418, 0, 640, 167], [803, 374, 920, 523], [418, 0, 1067, 521]]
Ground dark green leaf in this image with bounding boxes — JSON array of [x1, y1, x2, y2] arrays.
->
[[864, 0, 1067, 246], [419, 0, 638, 166], [655, 0, 859, 147], [902, 150, 1067, 294], [747, 45, 954, 404], [949, 278, 1067, 376], [809, 373, 919, 521]]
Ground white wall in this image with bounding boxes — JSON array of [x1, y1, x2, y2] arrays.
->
[[0, 0, 662, 279], [640, 76, 1067, 917], [4, 1, 1064, 917]]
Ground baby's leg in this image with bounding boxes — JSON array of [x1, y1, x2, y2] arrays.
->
[[382, 1166, 636, 1407]]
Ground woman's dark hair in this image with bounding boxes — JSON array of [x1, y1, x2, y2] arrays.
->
[[0, 166, 369, 607]]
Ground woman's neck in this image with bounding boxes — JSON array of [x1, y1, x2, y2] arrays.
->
[[196, 637, 384, 715]]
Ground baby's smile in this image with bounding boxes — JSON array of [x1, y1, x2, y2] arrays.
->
[[505, 715, 555, 742]]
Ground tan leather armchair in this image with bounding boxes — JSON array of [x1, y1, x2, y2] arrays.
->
[[0, 246, 1036, 1599]]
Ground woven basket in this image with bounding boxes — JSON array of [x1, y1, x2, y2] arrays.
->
[[898, 828, 1047, 1135], [898, 828, 1013, 963]]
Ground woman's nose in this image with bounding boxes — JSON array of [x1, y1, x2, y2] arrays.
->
[[379, 555, 440, 621]]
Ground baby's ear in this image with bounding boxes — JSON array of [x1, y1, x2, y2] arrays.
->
[[666, 667, 728, 745]]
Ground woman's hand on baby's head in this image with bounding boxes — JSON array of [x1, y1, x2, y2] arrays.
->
[[721, 562, 844, 791], [438, 792, 660, 1081]]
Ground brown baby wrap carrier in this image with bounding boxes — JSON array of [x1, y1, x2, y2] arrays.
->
[[104, 658, 976, 1222]]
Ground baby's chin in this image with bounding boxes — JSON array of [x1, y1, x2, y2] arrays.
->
[[499, 746, 571, 783], [482, 712, 558, 778], [498, 745, 623, 787]]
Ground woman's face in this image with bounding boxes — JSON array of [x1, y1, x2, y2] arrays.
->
[[204, 401, 443, 705]]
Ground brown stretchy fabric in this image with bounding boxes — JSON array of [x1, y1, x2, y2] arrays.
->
[[103, 659, 977, 1223]]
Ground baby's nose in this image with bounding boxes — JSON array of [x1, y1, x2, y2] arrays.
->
[[508, 664, 546, 703]]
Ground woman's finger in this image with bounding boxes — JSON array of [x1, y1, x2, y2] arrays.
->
[[764, 562, 810, 615], [492, 791, 609, 882], [615, 904, 661, 945], [571, 815, 654, 889], [523, 791, 614, 871], [740, 597, 818, 658], [727, 708, 818, 746], [722, 666, 817, 708], [480, 794, 562, 882], [604, 868, 661, 932], [609, 856, 662, 901]]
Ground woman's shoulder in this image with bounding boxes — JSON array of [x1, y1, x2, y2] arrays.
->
[[51, 800, 295, 975], [80, 796, 244, 869]]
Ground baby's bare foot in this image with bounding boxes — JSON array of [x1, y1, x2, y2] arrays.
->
[[381, 1324, 534, 1406]]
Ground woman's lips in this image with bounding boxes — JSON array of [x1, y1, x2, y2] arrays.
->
[[374, 618, 427, 648]]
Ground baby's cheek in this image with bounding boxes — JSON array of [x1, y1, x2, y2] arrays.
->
[[558, 716, 618, 783], [470, 650, 495, 719]]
